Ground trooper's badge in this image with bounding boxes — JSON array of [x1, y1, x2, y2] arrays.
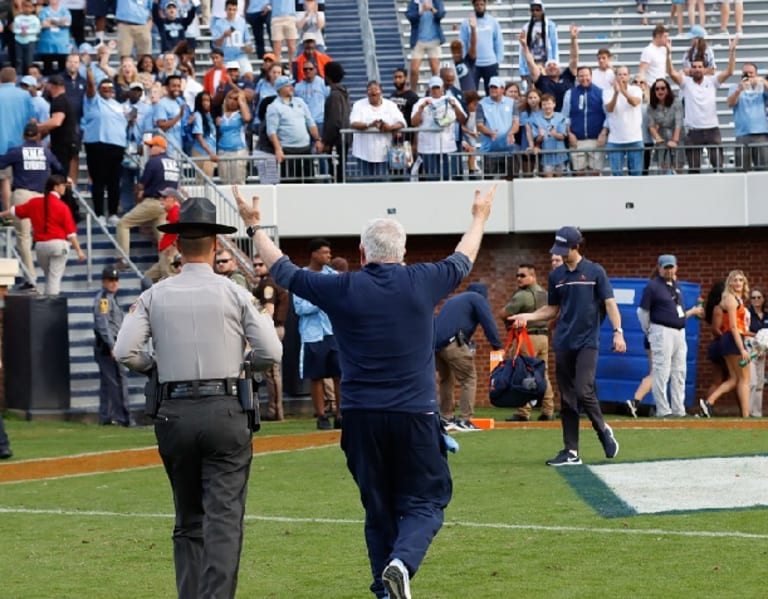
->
[[99, 298, 109, 314], [263, 286, 274, 300]]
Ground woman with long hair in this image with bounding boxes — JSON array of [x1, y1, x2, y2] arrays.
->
[[647, 78, 684, 173], [682, 26, 716, 75], [190, 91, 218, 179], [519, 2, 558, 86], [700, 270, 752, 417], [519, 87, 541, 176], [114, 56, 139, 102], [747, 287, 767, 416], [216, 88, 252, 184], [137, 53, 158, 82], [0, 175, 85, 295]]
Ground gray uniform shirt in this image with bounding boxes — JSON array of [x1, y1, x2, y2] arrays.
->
[[114, 262, 282, 383], [93, 287, 124, 349]]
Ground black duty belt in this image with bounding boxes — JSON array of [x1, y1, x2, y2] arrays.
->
[[166, 379, 238, 399], [527, 329, 549, 336]]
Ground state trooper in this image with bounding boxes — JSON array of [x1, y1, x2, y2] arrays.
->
[[93, 265, 131, 426], [114, 196, 282, 599]]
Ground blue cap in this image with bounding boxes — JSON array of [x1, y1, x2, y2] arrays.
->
[[79, 42, 95, 54], [658, 254, 677, 268], [550, 226, 583, 256], [275, 76, 295, 90], [488, 76, 505, 89], [688, 25, 707, 39], [428, 75, 443, 88]]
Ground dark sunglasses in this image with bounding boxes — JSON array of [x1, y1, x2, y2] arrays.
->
[[215, 259, 231, 265], [751, 295, 763, 299], [303, 67, 315, 71], [253, 262, 265, 267], [515, 273, 527, 278]]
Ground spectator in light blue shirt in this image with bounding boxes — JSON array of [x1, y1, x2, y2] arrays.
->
[[405, 0, 445, 92], [115, 0, 153, 58], [211, 0, 254, 75], [728, 62, 768, 170], [294, 61, 328, 131], [82, 68, 128, 222], [476, 76, 518, 177], [153, 75, 187, 156], [37, 0, 71, 76], [216, 87, 252, 184], [270, 0, 298, 62], [459, 0, 504, 95], [13, 1, 41, 77]]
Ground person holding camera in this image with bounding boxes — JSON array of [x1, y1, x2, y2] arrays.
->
[[727, 61, 768, 170]]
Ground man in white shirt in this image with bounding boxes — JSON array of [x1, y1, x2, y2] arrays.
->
[[349, 81, 406, 181], [638, 24, 669, 86], [592, 47, 615, 90], [603, 65, 643, 176], [411, 75, 466, 181], [666, 36, 737, 173]]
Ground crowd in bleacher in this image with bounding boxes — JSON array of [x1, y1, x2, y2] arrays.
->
[[0, 0, 767, 209]]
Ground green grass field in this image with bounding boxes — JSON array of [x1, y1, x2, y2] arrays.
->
[[0, 415, 766, 598]]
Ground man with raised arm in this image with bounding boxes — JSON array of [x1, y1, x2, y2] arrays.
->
[[233, 183, 497, 599]]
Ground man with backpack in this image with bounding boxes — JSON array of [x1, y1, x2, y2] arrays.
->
[[501, 263, 555, 421]]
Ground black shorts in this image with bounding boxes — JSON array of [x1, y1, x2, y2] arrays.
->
[[86, 0, 113, 18], [719, 332, 744, 356], [303, 335, 341, 380]]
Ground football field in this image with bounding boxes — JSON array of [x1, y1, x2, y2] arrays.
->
[[0, 416, 766, 598]]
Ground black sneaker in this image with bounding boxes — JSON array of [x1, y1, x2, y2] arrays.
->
[[698, 398, 713, 418], [598, 423, 620, 458], [546, 449, 582, 466], [333, 416, 342, 430], [504, 414, 529, 422], [0, 447, 12, 459], [316, 415, 332, 430], [537, 413, 554, 421]]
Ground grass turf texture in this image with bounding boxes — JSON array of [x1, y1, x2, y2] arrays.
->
[[0, 419, 766, 598]]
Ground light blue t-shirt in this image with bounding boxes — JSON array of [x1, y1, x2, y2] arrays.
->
[[13, 14, 41, 44], [37, 6, 72, 54], [190, 111, 217, 156], [294, 78, 328, 128], [0, 84, 35, 154], [271, 0, 296, 18], [266, 96, 314, 149], [217, 111, 247, 152], [729, 83, 768, 137], [153, 96, 186, 151], [115, 0, 152, 25], [210, 17, 252, 62], [477, 96, 518, 152], [82, 94, 129, 146]]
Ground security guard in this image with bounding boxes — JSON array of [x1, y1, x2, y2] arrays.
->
[[93, 265, 131, 426], [252, 256, 289, 420], [114, 197, 282, 599]]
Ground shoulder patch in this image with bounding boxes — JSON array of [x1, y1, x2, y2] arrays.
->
[[263, 285, 274, 300], [128, 301, 139, 314], [99, 298, 109, 314]]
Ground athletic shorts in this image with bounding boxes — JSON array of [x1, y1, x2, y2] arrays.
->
[[413, 39, 441, 60], [271, 15, 298, 42], [303, 335, 341, 380]]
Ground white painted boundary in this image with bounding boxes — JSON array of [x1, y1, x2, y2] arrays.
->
[[0, 507, 766, 541]]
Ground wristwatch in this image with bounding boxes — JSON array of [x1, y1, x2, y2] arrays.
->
[[613, 327, 623, 334], [245, 225, 259, 238]]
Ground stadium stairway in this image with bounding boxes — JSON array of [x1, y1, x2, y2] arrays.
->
[[322, 0, 373, 101], [12, 222, 158, 420], [369, 0, 409, 86]]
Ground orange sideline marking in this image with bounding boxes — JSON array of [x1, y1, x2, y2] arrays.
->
[[0, 431, 340, 483]]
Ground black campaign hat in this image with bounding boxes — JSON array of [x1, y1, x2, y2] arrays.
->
[[102, 265, 119, 280], [157, 196, 237, 237]]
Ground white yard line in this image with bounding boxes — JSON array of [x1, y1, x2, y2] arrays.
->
[[0, 507, 766, 540]]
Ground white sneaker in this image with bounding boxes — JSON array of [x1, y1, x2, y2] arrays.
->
[[382, 558, 411, 599], [97, 215, 107, 226], [107, 215, 120, 226]]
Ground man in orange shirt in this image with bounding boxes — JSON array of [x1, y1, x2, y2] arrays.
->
[[293, 32, 331, 82]]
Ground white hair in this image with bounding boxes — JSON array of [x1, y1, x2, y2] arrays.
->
[[361, 218, 406, 263]]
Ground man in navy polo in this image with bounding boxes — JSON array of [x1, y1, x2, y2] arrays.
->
[[637, 254, 704, 418], [510, 226, 625, 466]]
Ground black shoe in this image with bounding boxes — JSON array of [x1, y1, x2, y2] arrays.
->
[[333, 416, 342, 429], [505, 414, 530, 422], [537, 413, 554, 421], [0, 447, 12, 459], [12, 281, 36, 292], [316, 415, 332, 430]]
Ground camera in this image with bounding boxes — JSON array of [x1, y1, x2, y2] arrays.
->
[[742, 74, 750, 81]]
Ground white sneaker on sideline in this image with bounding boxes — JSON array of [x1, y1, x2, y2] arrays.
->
[[97, 215, 107, 226], [107, 215, 120, 226]]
